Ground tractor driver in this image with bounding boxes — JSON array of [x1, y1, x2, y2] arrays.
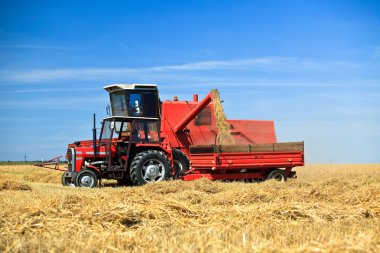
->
[[128, 93, 143, 116], [133, 100, 142, 116]]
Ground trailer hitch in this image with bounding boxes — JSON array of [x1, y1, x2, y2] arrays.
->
[[34, 155, 67, 171]]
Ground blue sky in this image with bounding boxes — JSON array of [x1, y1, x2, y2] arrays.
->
[[0, 0, 379, 163]]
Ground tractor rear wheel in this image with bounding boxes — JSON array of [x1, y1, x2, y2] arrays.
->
[[130, 150, 170, 186], [267, 169, 287, 182], [173, 148, 190, 178], [75, 169, 98, 188], [61, 172, 72, 186]]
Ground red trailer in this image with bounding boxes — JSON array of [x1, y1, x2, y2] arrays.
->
[[53, 84, 304, 187], [184, 142, 303, 181]]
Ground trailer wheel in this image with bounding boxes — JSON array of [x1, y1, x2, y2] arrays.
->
[[173, 149, 190, 178], [267, 169, 287, 182], [75, 169, 98, 188], [130, 150, 170, 185], [61, 172, 72, 186]]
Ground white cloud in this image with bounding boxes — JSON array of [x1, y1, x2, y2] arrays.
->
[[0, 57, 375, 83], [0, 96, 108, 109], [150, 58, 281, 71]]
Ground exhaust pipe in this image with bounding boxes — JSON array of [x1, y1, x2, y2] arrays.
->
[[92, 113, 97, 159]]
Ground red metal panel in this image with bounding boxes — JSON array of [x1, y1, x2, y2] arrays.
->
[[173, 92, 213, 132], [161, 101, 217, 149], [183, 172, 266, 181], [189, 150, 304, 172]]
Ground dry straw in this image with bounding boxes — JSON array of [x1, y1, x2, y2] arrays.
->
[[0, 180, 32, 191], [0, 164, 379, 252], [211, 89, 235, 145]]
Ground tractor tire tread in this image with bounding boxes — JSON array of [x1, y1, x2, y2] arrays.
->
[[61, 172, 72, 186], [130, 150, 170, 186], [173, 148, 190, 178]]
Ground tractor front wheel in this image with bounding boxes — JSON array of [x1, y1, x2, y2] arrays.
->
[[267, 169, 287, 182], [61, 172, 72, 186], [130, 150, 170, 186], [75, 169, 98, 188]]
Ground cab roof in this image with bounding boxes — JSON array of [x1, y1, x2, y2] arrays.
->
[[104, 84, 158, 93]]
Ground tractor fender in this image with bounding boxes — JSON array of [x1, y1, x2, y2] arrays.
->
[[84, 163, 101, 175]]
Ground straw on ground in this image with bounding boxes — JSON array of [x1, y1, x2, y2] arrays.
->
[[0, 164, 379, 252]]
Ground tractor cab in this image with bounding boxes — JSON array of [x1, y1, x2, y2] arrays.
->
[[99, 116, 160, 145], [104, 84, 160, 119], [97, 116, 161, 170]]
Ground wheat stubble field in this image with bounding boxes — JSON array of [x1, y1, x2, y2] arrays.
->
[[0, 164, 379, 252]]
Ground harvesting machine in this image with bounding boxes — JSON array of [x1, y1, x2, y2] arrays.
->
[[61, 84, 304, 187]]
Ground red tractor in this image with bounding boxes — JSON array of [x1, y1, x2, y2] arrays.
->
[[62, 84, 304, 187]]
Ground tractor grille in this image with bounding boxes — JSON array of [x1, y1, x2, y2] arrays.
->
[[67, 148, 73, 171]]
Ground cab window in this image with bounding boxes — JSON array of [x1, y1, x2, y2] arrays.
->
[[110, 91, 127, 116], [128, 93, 143, 116], [128, 92, 158, 118], [115, 121, 132, 141], [131, 121, 160, 143]]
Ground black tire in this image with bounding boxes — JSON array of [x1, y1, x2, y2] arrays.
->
[[75, 169, 98, 188], [173, 148, 190, 178], [267, 169, 287, 182], [61, 172, 72, 186], [130, 150, 170, 186]]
